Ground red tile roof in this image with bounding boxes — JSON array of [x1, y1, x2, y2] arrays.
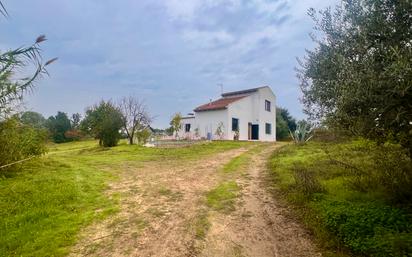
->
[[194, 95, 247, 112]]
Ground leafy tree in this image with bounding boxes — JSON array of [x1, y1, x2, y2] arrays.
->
[[46, 112, 72, 143], [276, 110, 289, 140], [118, 96, 151, 145], [277, 107, 297, 131], [298, 0, 412, 155], [70, 113, 82, 129], [170, 113, 182, 138], [81, 100, 123, 147], [20, 111, 46, 129]]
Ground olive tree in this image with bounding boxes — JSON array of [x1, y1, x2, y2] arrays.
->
[[298, 0, 412, 155]]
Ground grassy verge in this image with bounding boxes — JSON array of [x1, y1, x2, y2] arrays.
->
[[206, 181, 240, 213], [268, 139, 412, 257], [0, 139, 248, 257]]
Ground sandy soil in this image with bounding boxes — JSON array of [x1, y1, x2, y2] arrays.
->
[[70, 144, 320, 257], [200, 145, 321, 257]]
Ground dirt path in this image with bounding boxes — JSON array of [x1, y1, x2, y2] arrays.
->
[[200, 144, 321, 257], [70, 147, 249, 257], [70, 144, 320, 257]]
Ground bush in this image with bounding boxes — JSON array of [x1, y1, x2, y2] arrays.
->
[[320, 200, 412, 256], [136, 129, 151, 145], [64, 129, 83, 141], [81, 100, 123, 147], [0, 118, 47, 170]]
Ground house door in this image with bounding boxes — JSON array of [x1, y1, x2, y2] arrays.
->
[[248, 123, 252, 140], [251, 124, 259, 140]]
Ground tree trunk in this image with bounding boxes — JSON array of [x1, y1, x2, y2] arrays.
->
[[129, 130, 135, 145]]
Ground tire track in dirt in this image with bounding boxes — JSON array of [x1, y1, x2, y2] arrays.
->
[[69, 147, 249, 257], [200, 144, 321, 257]]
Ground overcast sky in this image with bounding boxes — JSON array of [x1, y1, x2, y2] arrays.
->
[[1, 0, 337, 128]]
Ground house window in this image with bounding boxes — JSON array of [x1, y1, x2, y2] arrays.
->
[[265, 100, 271, 112], [185, 124, 191, 132], [232, 118, 239, 131], [265, 123, 272, 134]]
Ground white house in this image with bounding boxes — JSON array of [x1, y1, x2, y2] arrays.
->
[[178, 86, 276, 141]]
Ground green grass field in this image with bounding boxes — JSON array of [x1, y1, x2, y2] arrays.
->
[[0, 140, 248, 257], [269, 140, 412, 257]]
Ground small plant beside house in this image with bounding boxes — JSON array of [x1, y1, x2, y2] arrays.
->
[[170, 113, 182, 139], [215, 122, 225, 140]]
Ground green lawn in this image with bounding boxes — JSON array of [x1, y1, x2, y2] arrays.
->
[[269, 140, 412, 257], [0, 140, 248, 257]]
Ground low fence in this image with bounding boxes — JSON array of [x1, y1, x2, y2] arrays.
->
[[150, 139, 207, 148]]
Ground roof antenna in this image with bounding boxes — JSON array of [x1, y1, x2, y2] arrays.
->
[[218, 83, 223, 95]]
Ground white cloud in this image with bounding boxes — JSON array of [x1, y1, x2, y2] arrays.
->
[[160, 0, 241, 21], [182, 29, 236, 49]]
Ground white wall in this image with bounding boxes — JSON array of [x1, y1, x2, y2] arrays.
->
[[257, 87, 276, 141], [227, 96, 254, 140], [226, 87, 276, 142], [177, 117, 195, 139], [195, 109, 228, 140]]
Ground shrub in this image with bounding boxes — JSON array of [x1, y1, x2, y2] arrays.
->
[[370, 144, 412, 204], [0, 118, 47, 170], [64, 129, 83, 141], [136, 129, 151, 145]]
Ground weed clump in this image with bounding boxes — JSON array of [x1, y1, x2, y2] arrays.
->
[[292, 164, 324, 196]]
